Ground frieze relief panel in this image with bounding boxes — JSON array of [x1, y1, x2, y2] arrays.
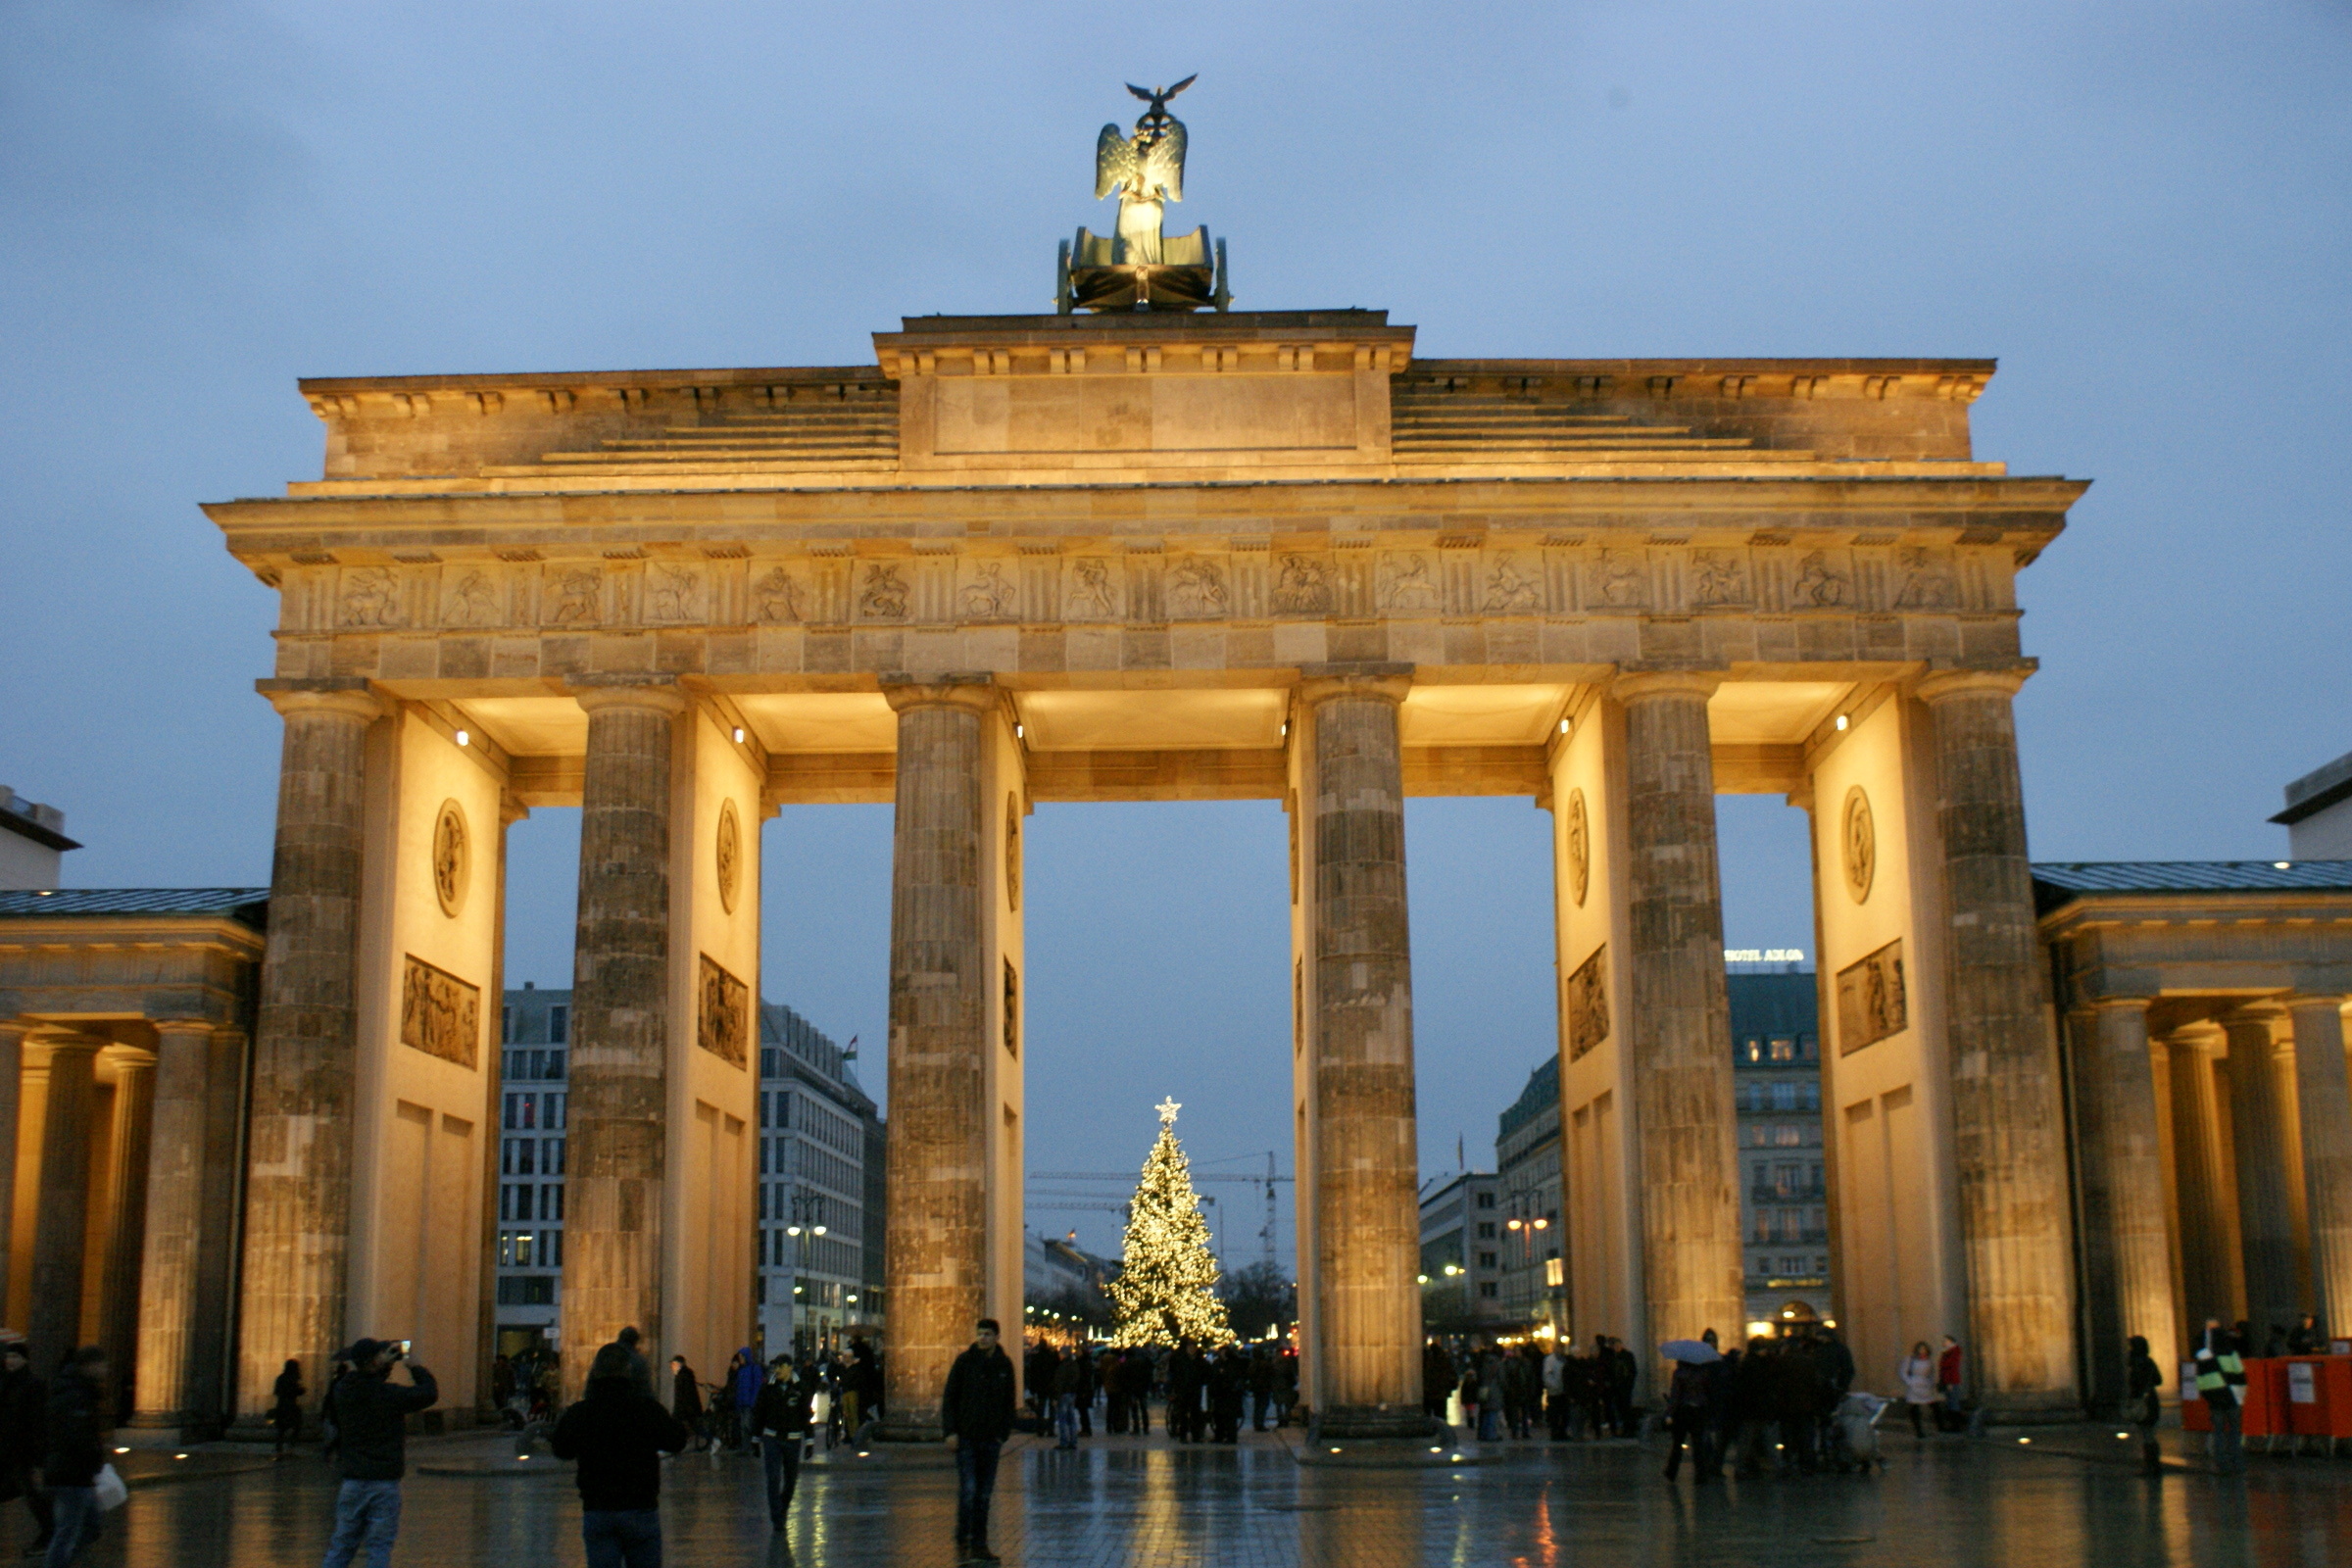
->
[[697, 953, 751, 1068], [401, 954, 481, 1069], [1836, 938, 1908, 1055]]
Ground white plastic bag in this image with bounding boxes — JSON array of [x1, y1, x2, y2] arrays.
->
[[93, 1463, 127, 1512]]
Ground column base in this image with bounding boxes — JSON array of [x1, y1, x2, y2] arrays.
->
[[1971, 1391, 2085, 1426], [1307, 1406, 1450, 1443], [871, 1416, 947, 1445]]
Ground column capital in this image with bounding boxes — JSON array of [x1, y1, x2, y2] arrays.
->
[[148, 1018, 219, 1040], [1611, 668, 1723, 703], [1915, 663, 2036, 705], [2284, 993, 2349, 1017], [879, 672, 1000, 716], [256, 678, 385, 724], [2091, 994, 2153, 1016], [569, 674, 690, 717], [1295, 662, 1411, 708]]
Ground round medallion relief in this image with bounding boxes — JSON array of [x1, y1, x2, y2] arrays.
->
[[1004, 793, 1023, 912], [1841, 785, 1876, 904], [715, 799, 742, 913], [1566, 788, 1591, 907], [431, 800, 469, 917]]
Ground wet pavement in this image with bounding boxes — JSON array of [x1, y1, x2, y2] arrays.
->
[[26, 1423, 2352, 1566]]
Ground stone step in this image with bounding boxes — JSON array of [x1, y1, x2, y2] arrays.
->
[[1394, 447, 1816, 465], [485, 457, 899, 477]]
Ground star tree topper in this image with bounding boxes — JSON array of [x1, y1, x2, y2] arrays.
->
[[1156, 1097, 1181, 1127]]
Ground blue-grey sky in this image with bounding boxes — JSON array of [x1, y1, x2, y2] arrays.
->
[[4, 4, 2346, 1259]]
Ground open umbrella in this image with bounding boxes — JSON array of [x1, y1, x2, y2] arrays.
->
[[1659, 1339, 1721, 1365]]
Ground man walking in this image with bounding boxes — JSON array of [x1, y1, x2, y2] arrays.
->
[[2192, 1318, 2247, 1476], [0, 1339, 53, 1558], [751, 1358, 815, 1532], [550, 1343, 691, 1567], [40, 1348, 107, 1568], [942, 1318, 1016, 1564], [318, 1339, 438, 1568]]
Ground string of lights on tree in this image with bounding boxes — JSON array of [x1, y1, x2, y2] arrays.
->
[[1106, 1099, 1236, 1348]]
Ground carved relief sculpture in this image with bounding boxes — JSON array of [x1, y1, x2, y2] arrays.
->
[[1483, 554, 1543, 612], [1891, 547, 1958, 609], [1067, 558, 1117, 618], [401, 955, 480, 1068], [698, 953, 751, 1067], [1003, 958, 1020, 1058], [339, 566, 403, 627], [1792, 551, 1849, 607], [1592, 551, 1645, 608], [1378, 554, 1441, 612], [550, 568, 601, 625], [858, 563, 910, 620], [431, 799, 469, 917], [1166, 557, 1228, 617], [1565, 788, 1591, 907], [1293, 957, 1304, 1055], [715, 799, 742, 914], [1837, 939, 1908, 1054], [1271, 555, 1332, 613], [1691, 551, 1748, 607], [1004, 793, 1022, 912], [754, 564, 807, 622], [1567, 946, 1610, 1060], [444, 568, 499, 626], [959, 561, 1017, 620], [648, 564, 703, 622], [1841, 785, 1876, 904]]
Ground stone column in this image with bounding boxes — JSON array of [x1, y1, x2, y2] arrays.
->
[[238, 680, 381, 1416], [2086, 1000, 2179, 1382], [0, 1020, 25, 1316], [1614, 672, 1744, 1347], [2223, 1008, 2304, 1342], [99, 1050, 157, 1407], [28, 1038, 101, 1369], [877, 678, 996, 1441], [132, 1023, 215, 1428], [1918, 668, 2076, 1410], [2167, 1029, 2241, 1330], [1299, 666, 1425, 1435], [2285, 996, 2352, 1334], [190, 1029, 247, 1432], [560, 678, 686, 1393]]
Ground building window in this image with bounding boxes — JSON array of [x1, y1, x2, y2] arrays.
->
[[1475, 1193, 1495, 1209], [1742, 1038, 1761, 1063], [496, 1276, 556, 1306], [1476, 1222, 1495, 1240], [1769, 1037, 1796, 1062], [1773, 1125, 1801, 1148], [1544, 1257, 1564, 1288], [549, 1005, 568, 1044], [502, 1006, 514, 1045], [1478, 1282, 1498, 1298], [1770, 1082, 1798, 1111], [1478, 1250, 1497, 1269]]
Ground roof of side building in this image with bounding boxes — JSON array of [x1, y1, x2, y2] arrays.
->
[[2030, 860, 2352, 913], [0, 888, 269, 924]]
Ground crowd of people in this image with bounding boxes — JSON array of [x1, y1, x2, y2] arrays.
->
[[1022, 1340, 1298, 1447]]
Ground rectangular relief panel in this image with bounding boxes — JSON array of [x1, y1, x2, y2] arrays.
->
[[698, 954, 751, 1068], [1836, 939, 1908, 1056], [400, 955, 482, 1069]]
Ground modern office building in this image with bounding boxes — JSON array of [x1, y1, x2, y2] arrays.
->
[[1728, 966, 1831, 1328], [1494, 1055, 1565, 1339], [758, 1001, 885, 1357], [1416, 1170, 1504, 1337], [491, 986, 885, 1362]]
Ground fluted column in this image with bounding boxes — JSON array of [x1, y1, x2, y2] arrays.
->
[[237, 681, 381, 1417], [132, 1023, 215, 1428], [99, 1051, 156, 1411], [2167, 1029, 2241, 1332], [29, 1038, 102, 1370], [2223, 1008, 2304, 1341], [1918, 668, 2075, 1410], [2087, 999, 2179, 1380], [2285, 996, 2352, 1333], [559, 678, 686, 1394], [1615, 672, 1743, 1348], [0, 1020, 25, 1316], [1300, 666, 1425, 1435], [877, 678, 996, 1441]]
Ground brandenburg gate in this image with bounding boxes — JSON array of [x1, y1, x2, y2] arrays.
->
[[202, 298, 2092, 1434]]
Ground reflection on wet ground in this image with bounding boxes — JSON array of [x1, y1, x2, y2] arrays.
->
[[47, 1426, 2352, 1566]]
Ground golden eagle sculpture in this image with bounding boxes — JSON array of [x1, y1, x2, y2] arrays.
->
[[1058, 75, 1229, 313]]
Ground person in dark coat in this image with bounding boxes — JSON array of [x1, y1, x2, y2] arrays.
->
[[40, 1348, 107, 1568], [669, 1355, 708, 1451], [942, 1318, 1016, 1563], [2125, 1334, 2165, 1477], [551, 1342, 691, 1568], [270, 1358, 307, 1457], [0, 1340, 54, 1558], [318, 1339, 438, 1568], [750, 1358, 815, 1530]]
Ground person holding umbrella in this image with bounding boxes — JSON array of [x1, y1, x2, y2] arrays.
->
[[1659, 1337, 1722, 1482]]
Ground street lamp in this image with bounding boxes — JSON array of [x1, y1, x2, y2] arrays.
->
[[783, 1193, 828, 1353]]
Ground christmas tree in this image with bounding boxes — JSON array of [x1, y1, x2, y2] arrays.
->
[[1107, 1099, 1236, 1348]]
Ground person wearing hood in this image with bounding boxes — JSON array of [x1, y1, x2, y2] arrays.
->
[[728, 1347, 762, 1446], [318, 1338, 437, 1568], [552, 1343, 691, 1568]]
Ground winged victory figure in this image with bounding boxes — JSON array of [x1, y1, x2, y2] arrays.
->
[[1096, 75, 1195, 264]]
